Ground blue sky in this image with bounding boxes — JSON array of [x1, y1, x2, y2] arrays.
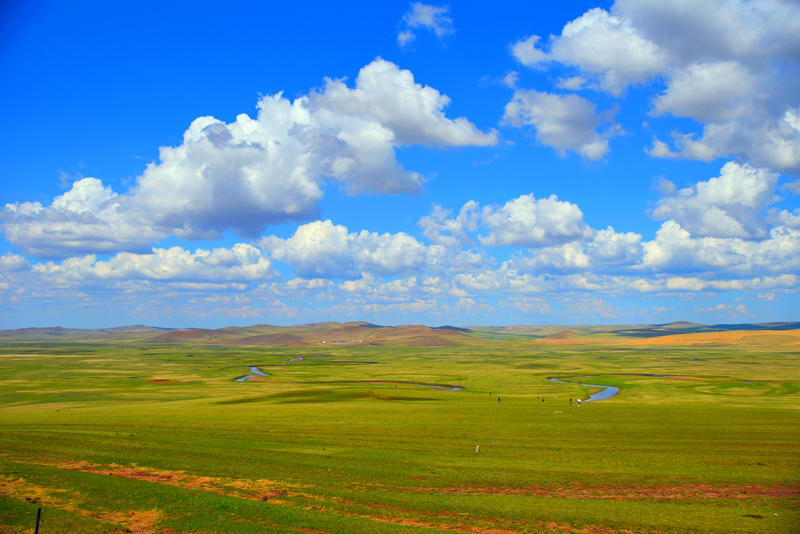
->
[[1, 0, 799, 328]]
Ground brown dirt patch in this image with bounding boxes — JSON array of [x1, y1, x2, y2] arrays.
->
[[322, 495, 627, 534], [0, 474, 162, 532], [246, 377, 269, 382], [146, 379, 171, 383], [50, 460, 296, 502], [98, 510, 162, 534], [0, 474, 71, 507], [406, 483, 800, 500]]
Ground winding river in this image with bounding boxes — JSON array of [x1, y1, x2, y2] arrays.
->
[[233, 366, 270, 382], [234, 357, 464, 391], [548, 376, 620, 402]]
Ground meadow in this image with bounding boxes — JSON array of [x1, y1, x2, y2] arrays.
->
[[0, 324, 799, 533]]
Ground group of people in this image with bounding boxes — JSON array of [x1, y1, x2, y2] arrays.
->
[[533, 395, 582, 406]]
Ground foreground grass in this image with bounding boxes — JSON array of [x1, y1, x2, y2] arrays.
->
[[1, 340, 799, 532]]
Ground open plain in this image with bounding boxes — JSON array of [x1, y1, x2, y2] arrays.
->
[[1, 322, 799, 533]]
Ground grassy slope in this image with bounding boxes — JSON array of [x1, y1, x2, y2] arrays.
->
[[0, 334, 798, 533]]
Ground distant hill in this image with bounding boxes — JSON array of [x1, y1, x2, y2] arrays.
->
[[625, 329, 800, 346], [147, 322, 474, 347], [0, 325, 172, 340], [1, 321, 798, 346]]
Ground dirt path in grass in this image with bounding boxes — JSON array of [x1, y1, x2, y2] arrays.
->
[[7, 458, 797, 534]]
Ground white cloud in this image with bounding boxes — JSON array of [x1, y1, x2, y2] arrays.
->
[[514, 227, 643, 273], [502, 71, 519, 89], [504, 90, 618, 160], [32, 244, 274, 283], [645, 134, 716, 162], [397, 30, 415, 47], [398, 2, 454, 47], [513, 0, 800, 173], [313, 59, 496, 150], [2, 59, 495, 259], [479, 194, 595, 247], [510, 35, 549, 66], [1, 178, 163, 258], [641, 220, 800, 274], [651, 61, 756, 122], [652, 162, 779, 238], [512, 9, 667, 95], [418, 201, 479, 247], [699, 303, 750, 317], [769, 208, 800, 229], [0, 253, 31, 273], [556, 76, 586, 91], [262, 220, 430, 279]]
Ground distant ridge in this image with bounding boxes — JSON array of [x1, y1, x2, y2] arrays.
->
[[0, 321, 798, 346], [0, 325, 173, 340], [146, 322, 475, 347], [545, 330, 577, 340], [433, 325, 471, 332]]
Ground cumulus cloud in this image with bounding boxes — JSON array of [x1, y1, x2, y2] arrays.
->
[[641, 220, 800, 274], [420, 194, 596, 249], [418, 201, 479, 247], [398, 2, 454, 47], [2, 59, 495, 258], [1, 178, 162, 258], [479, 194, 595, 247], [512, 0, 800, 173], [516, 226, 643, 273], [652, 162, 779, 238], [511, 9, 667, 95], [261, 220, 430, 279], [651, 61, 755, 122], [503, 90, 619, 160], [32, 244, 274, 283]]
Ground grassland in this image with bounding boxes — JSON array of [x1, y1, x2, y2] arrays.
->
[[1, 324, 799, 533]]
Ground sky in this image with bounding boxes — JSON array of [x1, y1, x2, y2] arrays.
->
[[1, 0, 799, 329]]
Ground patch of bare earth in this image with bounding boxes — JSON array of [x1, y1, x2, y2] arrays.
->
[[97, 510, 162, 534], [405, 483, 799, 500], [0, 474, 161, 533], [51, 460, 294, 502], [303, 495, 629, 534], [0, 474, 73, 507]]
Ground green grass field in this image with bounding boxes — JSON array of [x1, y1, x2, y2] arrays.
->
[[1, 333, 799, 533]]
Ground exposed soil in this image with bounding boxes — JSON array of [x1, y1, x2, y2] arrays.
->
[[98, 510, 162, 534], [47, 460, 296, 502], [0, 474, 162, 533], [405, 483, 800, 500], [10, 459, 795, 533]]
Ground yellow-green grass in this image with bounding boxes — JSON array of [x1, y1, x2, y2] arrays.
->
[[1, 339, 799, 533]]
